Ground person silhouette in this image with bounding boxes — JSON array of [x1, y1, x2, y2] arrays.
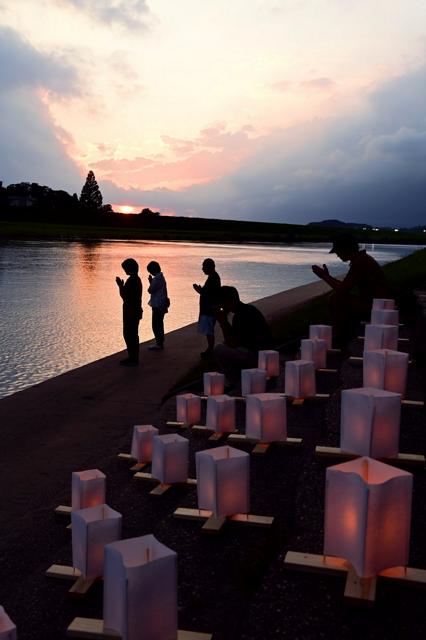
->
[[193, 258, 221, 359], [147, 260, 169, 351], [115, 258, 142, 366]]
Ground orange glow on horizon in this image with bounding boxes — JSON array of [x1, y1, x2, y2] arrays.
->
[[115, 204, 138, 214]]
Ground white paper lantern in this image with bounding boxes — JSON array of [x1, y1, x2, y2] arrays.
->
[[363, 349, 409, 397], [372, 298, 395, 311], [324, 457, 412, 578], [258, 350, 280, 378], [241, 368, 267, 396], [71, 469, 106, 511], [176, 393, 201, 425], [151, 434, 188, 484], [130, 425, 159, 463], [203, 371, 225, 396], [0, 606, 17, 640], [301, 338, 327, 369], [309, 324, 332, 350], [340, 387, 401, 458], [72, 504, 122, 580], [364, 324, 398, 352], [245, 393, 287, 442], [371, 309, 399, 326], [285, 360, 316, 398], [206, 394, 236, 433], [196, 446, 249, 517], [104, 535, 177, 640]]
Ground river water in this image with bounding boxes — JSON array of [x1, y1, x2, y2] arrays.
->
[[0, 240, 420, 398]]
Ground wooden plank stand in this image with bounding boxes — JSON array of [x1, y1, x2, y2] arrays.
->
[[173, 507, 274, 534], [166, 420, 195, 429], [46, 564, 99, 597], [67, 618, 212, 639], [227, 433, 303, 454], [134, 471, 197, 495], [284, 551, 426, 604], [55, 505, 72, 517], [191, 424, 237, 442], [117, 453, 146, 472], [315, 446, 425, 468], [284, 393, 330, 407]]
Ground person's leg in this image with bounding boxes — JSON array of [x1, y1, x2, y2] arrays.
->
[[123, 315, 140, 363], [152, 308, 165, 347], [207, 334, 215, 351], [329, 293, 370, 349]]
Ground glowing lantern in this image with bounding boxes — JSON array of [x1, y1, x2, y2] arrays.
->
[[130, 425, 159, 463], [71, 469, 106, 511], [72, 505, 122, 580], [258, 350, 280, 378], [372, 298, 395, 311], [324, 457, 412, 578], [301, 338, 327, 369], [340, 387, 401, 458], [245, 393, 287, 442], [206, 394, 236, 433], [151, 434, 188, 484], [241, 368, 267, 396], [364, 324, 398, 352], [0, 607, 16, 640], [176, 393, 201, 425], [371, 309, 399, 326], [285, 360, 316, 398], [103, 535, 177, 640], [309, 324, 332, 350], [203, 371, 225, 396], [363, 349, 409, 397], [196, 446, 249, 517]]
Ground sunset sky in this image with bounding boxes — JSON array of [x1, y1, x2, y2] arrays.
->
[[1, 0, 426, 225]]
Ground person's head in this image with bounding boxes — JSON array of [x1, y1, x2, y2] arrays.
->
[[147, 260, 161, 275], [202, 258, 216, 275], [219, 286, 240, 313], [329, 234, 360, 262], [121, 258, 139, 275]]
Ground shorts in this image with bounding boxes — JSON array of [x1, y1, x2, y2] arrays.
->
[[197, 315, 216, 335]]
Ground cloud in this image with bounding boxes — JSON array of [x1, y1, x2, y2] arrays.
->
[[58, 0, 150, 31], [299, 77, 336, 91]]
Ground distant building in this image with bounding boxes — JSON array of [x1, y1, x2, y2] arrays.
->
[[8, 194, 35, 207]]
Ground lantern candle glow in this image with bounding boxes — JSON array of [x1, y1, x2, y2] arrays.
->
[[203, 371, 225, 396], [258, 350, 280, 378], [151, 434, 188, 484], [196, 445, 249, 517], [285, 360, 316, 398], [130, 425, 159, 463], [363, 349, 409, 397], [371, 309, 399, 326], [246, 393, 287, 442], [0, 606, 16, 640], [72, 504, 122, 580], [176, 393, 202, 425], [364, 324, 398, 352], [340, 387, 401, 458], [309, 324, 332, 350], [241, 368, 267, 396], [71, 469, 106, 511], [324, 457, 412, 578], [301, 338, 327, 369], [372, 298, 395, 311], [206, 394, 236, 433], [103, 534, 177, 640]]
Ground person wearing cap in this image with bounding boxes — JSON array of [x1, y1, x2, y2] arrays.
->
[[116, 258, 143, 366], [311, 234, 388, 349]]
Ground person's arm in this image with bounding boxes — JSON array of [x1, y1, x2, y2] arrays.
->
[[215, 309, 238, 347], [312, 263, 358, 296], [148, 274, 162, 294], [115, 276, 125, 300], [192, 283, 202, 295]]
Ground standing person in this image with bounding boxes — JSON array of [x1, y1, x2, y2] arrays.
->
[[311, 234, 388, 349], [193, 258, 221, 359], [115, 258, 142, 366], [147, 260, 169, 351]]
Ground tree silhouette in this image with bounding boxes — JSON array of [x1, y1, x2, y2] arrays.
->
[[80, 170, 103, 211]]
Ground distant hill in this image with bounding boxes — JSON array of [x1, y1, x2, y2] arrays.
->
[[307, 219, 372, 229]]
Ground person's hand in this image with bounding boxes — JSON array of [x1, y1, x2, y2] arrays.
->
[[148, 275, 153, 283], [116, 276, 124, 287], [193, 283, 202, 293], [311, 264, 329, 280]]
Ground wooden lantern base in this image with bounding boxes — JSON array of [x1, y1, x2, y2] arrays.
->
[[117, 453, 146, 472], [227, 433, 302, 454], [315, 446, 425, 468], [46, 564, 99, 597], [173, 507, 274, 534], [191, 424, 237, 441], [134, 472, 197, 495], [284, 393, 330, 407], [284, 551, 426, 604], [67, 618, 212, 639]]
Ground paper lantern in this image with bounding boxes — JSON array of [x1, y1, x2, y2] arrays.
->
[[324, 457, 412, 578], [245, 393, 287, 442], [364, 324, 398, 352], [196, 446, 249, 517], [309, 324, 332, 350], [203, 371, 225, 396], [363, 349, 409, 397], [372, 298, 395, 311], [0, 606, 16, 640], [301, 338, 327, 369], [258, 350, 280, 378], [176, 393, 201, 425], [371, 309, 399, 326], [340, 387, 401, 458], [104, 535, 177, 640], [241, 368, 267, 396], [151, 434, 188, 484], [71, 469, 106, 511], [130, 425, 159, 463], [206, 394, 236, 433], [285, 360, 316, 398], [72, 504, 122, 580]]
